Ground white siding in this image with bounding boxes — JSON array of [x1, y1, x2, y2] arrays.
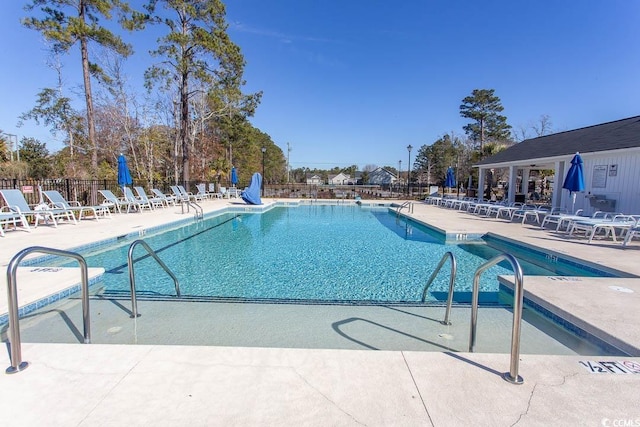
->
[[575, 151, 640, 215]]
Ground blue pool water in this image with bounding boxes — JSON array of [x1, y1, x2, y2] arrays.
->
[[53, 204, 611, 303]]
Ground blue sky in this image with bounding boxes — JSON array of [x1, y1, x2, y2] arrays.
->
[[1, 0, 639, 170]]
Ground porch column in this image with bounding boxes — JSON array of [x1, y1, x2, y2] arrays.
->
[[521, 168, 531, 201], [477, 168, 486, 201], [553, 160, 565, 210], [508, 165, 517, 204]]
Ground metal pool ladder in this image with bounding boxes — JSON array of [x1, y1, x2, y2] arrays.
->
[[421, 251, 457, 325], [180, 199, 203, 220], [396, 201, 413, 217], [128, 239, 181, 318], [469, 253, 525, 385], [5, 246, 92, 374]]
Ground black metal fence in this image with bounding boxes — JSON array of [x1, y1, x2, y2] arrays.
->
[[0, 178, 184, 207], [0, 178, 427, 208], [262, 183, 428, 200]]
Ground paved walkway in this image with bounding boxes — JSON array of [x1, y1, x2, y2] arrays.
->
[[1, 198, 639, 426]]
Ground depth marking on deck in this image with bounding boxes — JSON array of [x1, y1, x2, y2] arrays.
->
[[548, 276, 582, 281], [579, 360, 640, 374]]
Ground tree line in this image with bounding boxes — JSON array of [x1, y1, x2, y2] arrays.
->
[[0, 1, 555, 192], [411, 89, 555, 192], [1, 0, 286, 189]]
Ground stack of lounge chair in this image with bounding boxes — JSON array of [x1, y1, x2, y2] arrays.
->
[[421, 192, 640, 246]]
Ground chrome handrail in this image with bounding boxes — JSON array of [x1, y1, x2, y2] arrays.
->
[[5, 246, 91, 374], [191, 201, 203, 219], [180, 200, 203, 219], [421, 251, 456, 325], [396, 201, 413, 217], [469, 253, 524, 385], [127, 239, 181, 318]]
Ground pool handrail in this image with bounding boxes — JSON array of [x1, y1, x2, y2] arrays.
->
[[395, 201, 413, 217], [469, 252, 524, 385], [421, 251, 457, 325], [5, 246, 91, 374], [127, 239, 181, 318], [180, 199, 203, 220]]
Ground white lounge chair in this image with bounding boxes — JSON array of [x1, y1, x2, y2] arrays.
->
[[123, 186, 153, 212], [555, 211, 612, 232], [227, 187, 241, 199], [44, 190, 111, 220], [206, 183, 224, 199], [560, 211, 610, 232], [151, 188, 177, 206], [172, 185, 206, 202], [568, 214, 636, 243], [195, 183, 212, 199], [99, 189, 136, 213], [470, 201, 497, 216], [623, 219, 640, 246], [170, 185, 190, 203], [491, 202, 523, 220], [0, 208, 30, 236], [510, 204, 551, 224], [540, 209, 584, 231], [218, 186, 228, 198], [482, 201, 506, 218], [179, 185, 207, 202], [134, 186, 165, 209], [0, 189, 76, 228]]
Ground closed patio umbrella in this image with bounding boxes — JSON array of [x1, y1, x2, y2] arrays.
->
[[231, 166, 238, 187], [562, 152, 585, 212], [117, 154, 133, 190], [444, 167, 456, 194]]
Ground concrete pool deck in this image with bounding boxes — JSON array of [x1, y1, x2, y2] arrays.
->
[[1, 198, 639, 425]]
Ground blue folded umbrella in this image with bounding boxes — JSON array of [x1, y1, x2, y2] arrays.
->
[[445, 167, 456, 189], [231, 167, 238, 186], [118, 154, 133, 187], [562, 153, 585, 193], [562, 152, 585, 212], [241, 173, 262, 205]]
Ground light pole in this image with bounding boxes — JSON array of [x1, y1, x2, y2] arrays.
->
[[286, 142, 291, 184], [261, 147, 266, 196], [406, 144, 413, 196], [2, 133, 19, 162], [456, 154, 460, 198], [398, 160, 402, 196]]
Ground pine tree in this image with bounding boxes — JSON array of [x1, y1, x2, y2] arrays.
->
[[459, 89, 511, 151], [23, 0, 138, 178], [144, 0, 260, 186]]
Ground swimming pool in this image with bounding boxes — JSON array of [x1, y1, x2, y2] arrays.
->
[[49, 204, 613, 303], [10, 203, 626, 356]]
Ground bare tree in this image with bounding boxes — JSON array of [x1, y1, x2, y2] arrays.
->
[[23, 0, 138, 177], [532, 114, 553, 137], [144, 0, 259, 186], [513, 124, 530, 142]]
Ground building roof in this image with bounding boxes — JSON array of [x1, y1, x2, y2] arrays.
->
[[476, 115, 640, 167], [328, 172, 351, 179], [367, 167, 397, 184]]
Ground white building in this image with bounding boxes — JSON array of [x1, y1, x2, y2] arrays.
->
[[367, 167, 397, 185], [475, 116, 640, 215], [327, 172, 350, 185], [305, 174, 323, 185]]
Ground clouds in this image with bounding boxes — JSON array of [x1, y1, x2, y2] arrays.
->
[[230, 21, 342, 46]]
